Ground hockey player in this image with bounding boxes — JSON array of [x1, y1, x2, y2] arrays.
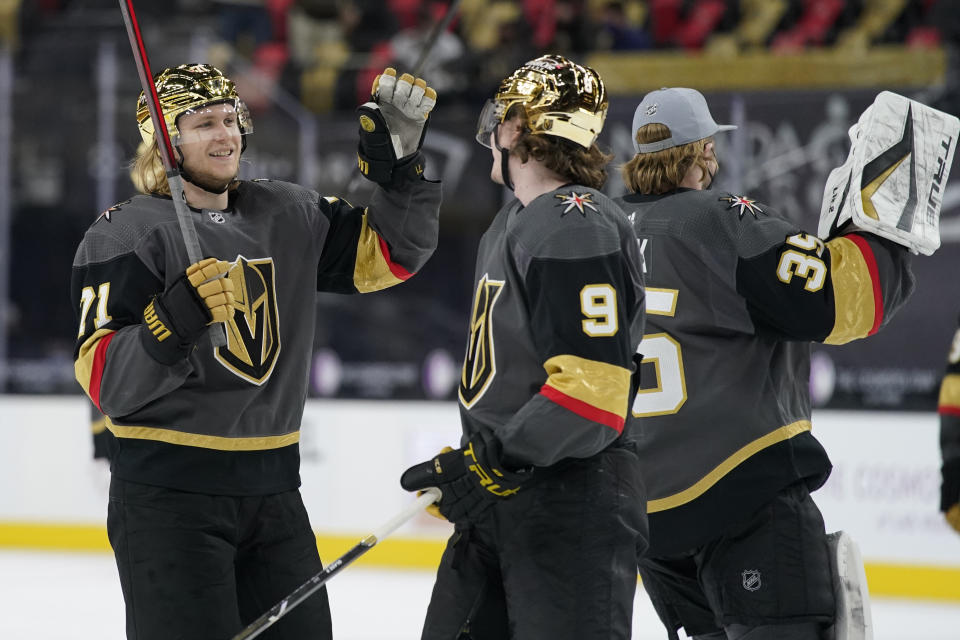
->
[[616, 87, 923, 640], [71, 63, 440, 640], [399, 55, 647, 640], [940, 316, 960, 534]]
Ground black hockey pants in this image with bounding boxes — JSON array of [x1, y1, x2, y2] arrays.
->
[[419, 445, 647, 640], [107, 477, 331, 640]]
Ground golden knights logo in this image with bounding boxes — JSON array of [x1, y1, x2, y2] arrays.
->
[[459, 274, 505, 408], [214, 256, 281, 385]]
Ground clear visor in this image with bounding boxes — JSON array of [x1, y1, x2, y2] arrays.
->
[[172, 100, 253, 145], [476, 99, 506, 149]]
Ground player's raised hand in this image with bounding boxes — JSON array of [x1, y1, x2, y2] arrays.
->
[[141, 257, 235, 365], [356, 67, 437, 186]]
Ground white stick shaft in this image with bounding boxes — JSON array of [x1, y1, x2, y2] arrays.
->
[[371, 487, 441, 544]]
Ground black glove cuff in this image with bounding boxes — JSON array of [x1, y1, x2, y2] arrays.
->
[[357, 146, 426, 187], [140, 275, 211, 365], [356, 103, 427, 187], [941, 458, 960, 512]]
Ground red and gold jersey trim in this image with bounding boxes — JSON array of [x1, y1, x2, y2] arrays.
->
[[647, 420, 812, 513], [939, 374, 960, 416], [824, 234, 882, 345], [354, 213, 413, 293], [74, 328, 116, 411], [539, 354, 631, 432], [105, 417, 300, 451]]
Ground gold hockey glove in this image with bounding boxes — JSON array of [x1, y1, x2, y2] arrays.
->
[[141, 257, 235, 364], [356, 68, 436, 187], [400, 438, 530, 525]]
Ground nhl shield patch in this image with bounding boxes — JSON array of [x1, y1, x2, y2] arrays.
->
[[742, 569, 762, 592]]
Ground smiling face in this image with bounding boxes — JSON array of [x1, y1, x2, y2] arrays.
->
[[176, 101, 242, 193]]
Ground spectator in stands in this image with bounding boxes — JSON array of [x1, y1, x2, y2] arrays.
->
[[464, 5, 537, 102], [211, 0, 274, 56], [333, 0, 398, 109], [388, 2, 467, 96], [596, 1, 652, 51]]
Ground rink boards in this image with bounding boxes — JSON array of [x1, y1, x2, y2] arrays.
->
[[1, 396, 958, 601]]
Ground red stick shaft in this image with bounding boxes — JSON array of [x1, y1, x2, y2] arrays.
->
[[119, 0, 177, 172]]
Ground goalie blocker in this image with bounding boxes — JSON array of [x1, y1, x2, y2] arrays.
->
[[819, 91, 960, 255]]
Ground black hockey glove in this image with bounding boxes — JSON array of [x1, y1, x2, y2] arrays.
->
[[942, 458, 960, 534], [141, 257, 235, 365], [356, 67, 435, 187], [400, 439, 531, 525]]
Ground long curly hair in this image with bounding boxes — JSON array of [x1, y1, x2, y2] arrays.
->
[[621, 123, 715, 194]]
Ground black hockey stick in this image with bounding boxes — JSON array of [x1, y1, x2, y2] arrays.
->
[[412, 0, 464, 76], [231, 487, 442, 640], [118, 0, 227, 347]]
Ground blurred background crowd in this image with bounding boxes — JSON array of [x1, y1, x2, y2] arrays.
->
[[15, 0, 959, 110], [1, 0, 958, 407]]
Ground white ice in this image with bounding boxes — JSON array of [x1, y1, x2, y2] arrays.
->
[[1, 549, 958, 639]]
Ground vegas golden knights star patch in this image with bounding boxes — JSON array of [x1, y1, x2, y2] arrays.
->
[[459, 274, 505, 408], [215, 256, 282, 385], [555, 191, 599, 216], [720, 194, 764, 219]]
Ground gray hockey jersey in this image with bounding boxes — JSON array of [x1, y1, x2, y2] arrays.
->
[[72, 178, 440, 494], [615, 188, 914, 555], [459, 186, 645, 468]]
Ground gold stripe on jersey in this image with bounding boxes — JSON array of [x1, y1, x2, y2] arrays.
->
[[647, 420, 812, 513], [824, 236, 876, 345], [940, 374, 960, 410], [106, 417, 300, 451], [74, 328, 116, 396], [354, 212, 406, 293], [542, 355, 631, 418], [91, 416, 107, 435]]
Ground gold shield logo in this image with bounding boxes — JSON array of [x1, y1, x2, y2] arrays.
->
[[214, 256, 281, 385], [459, 274, 505, 408]]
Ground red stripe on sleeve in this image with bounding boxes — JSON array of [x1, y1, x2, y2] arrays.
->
[[940, 406, 960, 417], [539, 384, 625, 434], [377, 235, 413, 281], [847, 234, 883, 335], [89, 332, 116, 412]]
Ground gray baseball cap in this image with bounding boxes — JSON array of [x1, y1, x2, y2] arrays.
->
[[631, 87, 736, 153]]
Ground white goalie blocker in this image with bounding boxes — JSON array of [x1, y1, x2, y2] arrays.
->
[[819, 91, 960, 255]]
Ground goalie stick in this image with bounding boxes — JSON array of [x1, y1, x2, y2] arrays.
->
[[231, 487, 442, 640], [118, 0, 227, 347]]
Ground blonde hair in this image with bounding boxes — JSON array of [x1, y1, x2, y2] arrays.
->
[[129, 137, 241, 196], [621, 123, 715, 194], [507, 104, 612, 190], [130, 138, 170, 196]]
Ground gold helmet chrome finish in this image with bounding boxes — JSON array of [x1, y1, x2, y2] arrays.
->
[[477, 54, 608, 149], [136, 63, 252, 146]]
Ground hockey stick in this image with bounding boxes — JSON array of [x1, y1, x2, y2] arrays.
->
[[412, 0, 464, 77], [118, 0, 227, 347], [231, 487, 442, 640]]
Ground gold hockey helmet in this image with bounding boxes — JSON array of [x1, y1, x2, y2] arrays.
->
[[136, 63, 252, 146], [476, 54, 608, 149]]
